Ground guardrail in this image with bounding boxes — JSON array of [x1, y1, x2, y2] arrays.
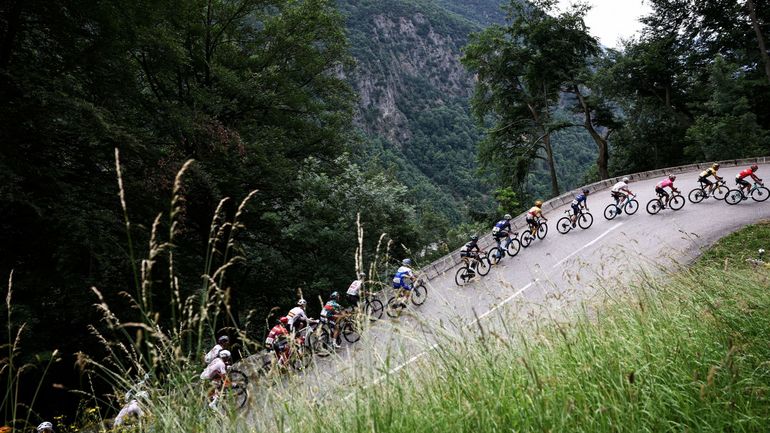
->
[[419, 156, 770, 281]]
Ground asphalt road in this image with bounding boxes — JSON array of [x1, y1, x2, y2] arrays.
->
[[243, 164, 770, 421]]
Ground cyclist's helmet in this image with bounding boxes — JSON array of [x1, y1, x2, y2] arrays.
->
[[668, 175, 676, 181], [504, 213, 512, 220], [470, 235, 478, 241], [218, 350, 231, 360], [751, 164, 759, 171], [535, 200, 543, 207], [217, 335, 229, 344], [622, 177, 629, 183], [279, 316, 289, 324], [402, 258, 412, 266], [330, 292, 339, 300], [297, 299, 307, 306], [37, 422, 54, 432], [358, 272, 366, 279], [712, 163, 720, 170], [582, 188, 590, 194]]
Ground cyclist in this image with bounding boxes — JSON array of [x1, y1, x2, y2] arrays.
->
[[320, 293, 345, 349], [287, 299, 311, 335], [36, 422, 54, 433], [459, 235, 481, 275], [698, 163, 723, 196], [736, 164, 763, 197], [265, 317, 290, 363], [492, 214, 513, 253], [526, 200, 547, 235], [611, 177, 633, 204], [570, 189, 590, 227], [114, 391, 148, 427], [346, 273, 366, 307], [392, 258, 417, 308], [204, 335, 230, 364], [655, 175, 679, 207], [200, 349, 231, 409]]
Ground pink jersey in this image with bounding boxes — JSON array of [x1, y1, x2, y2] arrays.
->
[[656, 179, 674, 189], [738, 168, 753, 179]]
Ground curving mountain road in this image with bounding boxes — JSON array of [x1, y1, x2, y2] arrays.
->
[[244, 162, 770, 420]]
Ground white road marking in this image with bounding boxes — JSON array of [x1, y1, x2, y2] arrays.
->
[[552, 222, 624, 268]]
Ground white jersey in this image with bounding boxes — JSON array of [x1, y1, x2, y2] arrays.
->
[[114, 400, 144, 426], [611, 181, 628, 193], [392, 266, 414, 284], [287, 306, 307, 326], [204, 344, 223, 364], [347, 279, 362, 296], [200, 358, 227, 381]]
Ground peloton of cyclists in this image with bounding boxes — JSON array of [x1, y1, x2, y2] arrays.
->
[[698, 163, 723, 196], [611, 177, 633, 204], [570, 189, 590, 227], [736, 164, 763, 197], [655, 175, 679, 207], [526, 200, 547, 235]]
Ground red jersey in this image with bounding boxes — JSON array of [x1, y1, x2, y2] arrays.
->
[[738, 168, 754, 179], [265, 325, 288, 346]]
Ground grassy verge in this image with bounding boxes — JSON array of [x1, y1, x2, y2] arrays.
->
[[118, 222, 770, 432]]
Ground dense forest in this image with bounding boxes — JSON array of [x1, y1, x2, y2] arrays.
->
[[2, 0, 770, 427]]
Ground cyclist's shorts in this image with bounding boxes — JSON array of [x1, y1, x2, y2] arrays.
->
[[736, 177, 750, 187], [346, 293, 359, 306], [698, 176, 712, 186], [525, 216, 536, 225], [571, 203, 581, 214], [493, 231, 509, 239], [655, 187, 667, 196], [610, 191, 624, 198], [393, 282, 413, 291], [273, 340, 288, 352]]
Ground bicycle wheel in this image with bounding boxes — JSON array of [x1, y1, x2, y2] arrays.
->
[[476, 257, 491, 276], [556, 217, 572, 234], [506, 237, 521, 257], [386, 296, 403, 318], [669, 195, 685, 210], [604, 204, 619, 220], [713, 185, 729, 200], [342, 320, 360, 343], [227, 370, 249, 409], [725, 189, 743, 205], [688, 188, 705, 204], [411, 284, 428, 306], [625, 199, 639, 215], [537, 222, 548, 239], [646, 199, 662, 215], [521, 231, 533, 248], [365, 298, 384, 321], [751, 186, 770, 202], [455, 267, 471, 286], [578, 212, 593, 229], [487, 247, 503, 265]]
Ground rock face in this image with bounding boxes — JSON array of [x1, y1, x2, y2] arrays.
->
[[338, 0, 506, 222]]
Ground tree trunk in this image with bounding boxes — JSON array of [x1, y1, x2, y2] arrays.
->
[[746, 0, 770, 85], [542, 132, 560, 196], [573, 86, 611, 179]]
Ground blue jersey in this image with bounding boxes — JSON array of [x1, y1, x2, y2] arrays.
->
[[494, 219, 511, 231], [392, 266, 415, 289]]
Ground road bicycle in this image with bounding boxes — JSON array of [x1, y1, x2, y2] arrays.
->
[[646, 190, 685, 214], [520, 218, 548, 248], [207, 368, 248, 410], [345, 291, 384, 321], [603, 194, 638, 220], [556, 208, 593, 234], [315, 314, 360, 356], [487, 233, 521, 265], [725, 182, 769, 205], [454, 252, 491, 286], [386, 278, 428, 317], [688, 179, 729, 203]]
